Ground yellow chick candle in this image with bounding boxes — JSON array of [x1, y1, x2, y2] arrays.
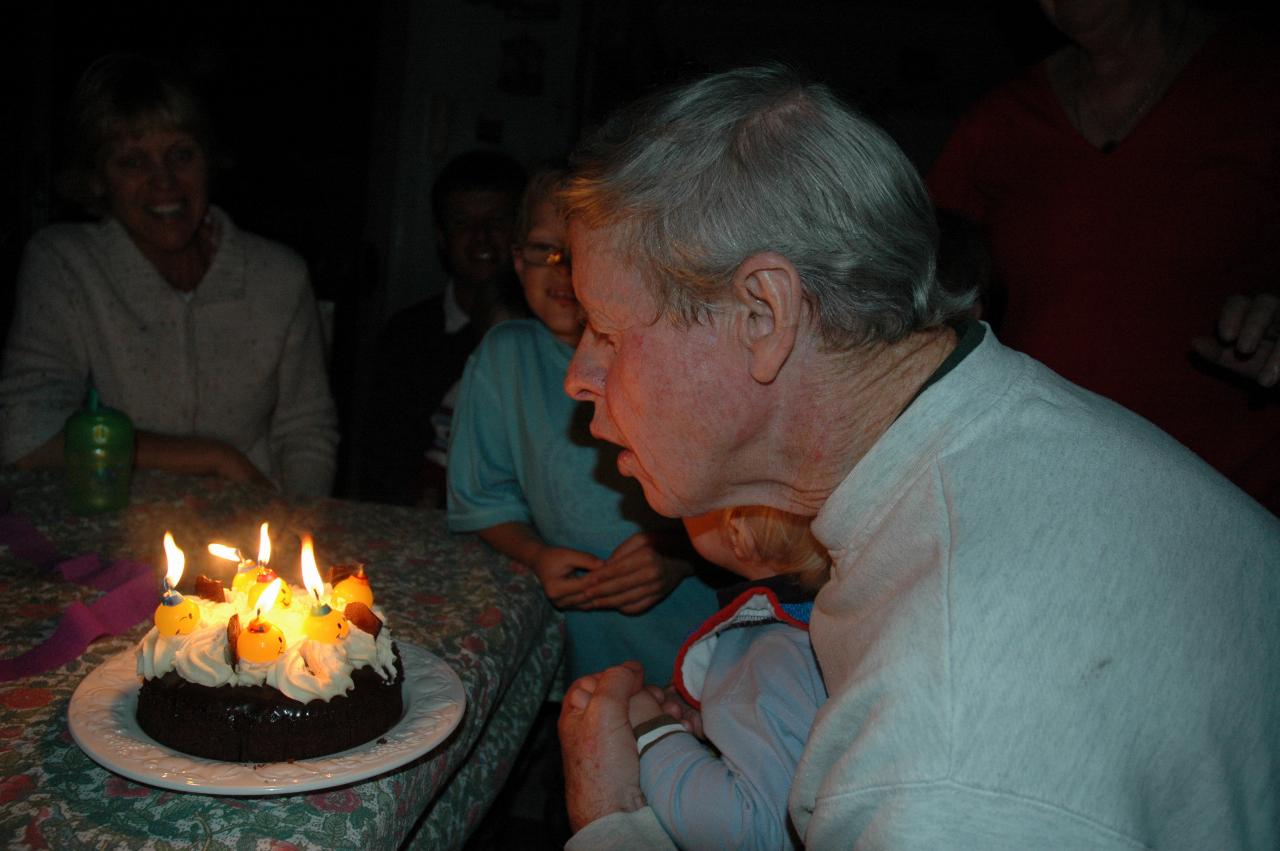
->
[[154, 532, 200, 637]]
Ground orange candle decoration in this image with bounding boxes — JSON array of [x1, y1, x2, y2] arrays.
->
[[300, 534, 349, 643], [246, 568, 292, 611], [154, 532, 201, 637], [213, 521, 274, 595], [332, 565, 373, 608], [237, 577, 286, 663]]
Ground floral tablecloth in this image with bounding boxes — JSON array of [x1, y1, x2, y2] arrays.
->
[[0, 469, 563, 850]]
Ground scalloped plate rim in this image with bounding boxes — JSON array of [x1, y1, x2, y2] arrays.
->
[[68, 641, 465, 795]]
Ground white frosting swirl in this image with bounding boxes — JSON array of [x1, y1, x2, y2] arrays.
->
[[135, 581, 395, 702]]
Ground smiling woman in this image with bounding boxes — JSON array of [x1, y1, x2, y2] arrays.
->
[[96, 128, 210, 290], [0, 54, 339, 498]]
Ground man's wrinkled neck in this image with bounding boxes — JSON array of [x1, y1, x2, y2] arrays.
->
[[781, 325, 959, 512]]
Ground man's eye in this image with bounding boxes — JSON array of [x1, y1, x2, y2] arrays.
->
[[116, 154, 143, 169], [169, 146, 195, 165]]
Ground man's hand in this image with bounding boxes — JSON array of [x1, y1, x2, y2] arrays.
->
[[1192, 293, 1280, 388], [560, 662, 648, 833], [582, 532, 692, 614]]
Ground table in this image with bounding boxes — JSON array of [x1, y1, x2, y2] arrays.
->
[[0, 469, 564, 850]]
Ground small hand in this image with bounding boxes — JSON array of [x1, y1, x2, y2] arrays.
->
[[559, 661, 647, 833], [532, 546, 602, 609], [628, 682, 665, 728], [644, 683, 704, 739], [583, 532, 691, 614], [1192, 293, 1280, 388]]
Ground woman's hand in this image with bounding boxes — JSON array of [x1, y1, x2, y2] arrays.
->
[[205, 442, 273, 487], [583, 532, 693, 615], [135, 432, 273, 488], [1192, 293, 1280, 388]]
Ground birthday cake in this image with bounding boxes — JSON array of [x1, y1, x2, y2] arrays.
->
[[135, 565, 403, 763]]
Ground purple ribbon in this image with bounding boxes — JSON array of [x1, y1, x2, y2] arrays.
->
[[0, 508, 155, 682]]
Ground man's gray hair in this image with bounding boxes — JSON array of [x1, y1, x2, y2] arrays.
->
[[564, 64, 975, 349]]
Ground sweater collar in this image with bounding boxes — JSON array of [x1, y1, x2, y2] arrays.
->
[[98, 205, 245, 310], [812, 322, 1023, 559]]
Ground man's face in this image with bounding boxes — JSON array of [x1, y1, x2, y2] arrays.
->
[[437, 189, 516, 289], [564, 221, 753, 518]]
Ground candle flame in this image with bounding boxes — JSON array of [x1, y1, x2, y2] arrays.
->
[[300, 534, 323, 601], [256, 577, 283, 615], [207, 543, 240, 562], [163, 532, 185, 590], [257, 522, 272, 566]]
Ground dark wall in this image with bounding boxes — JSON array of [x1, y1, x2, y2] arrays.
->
[[4, 0, 1069, 497], [7, 0, 381, 308]]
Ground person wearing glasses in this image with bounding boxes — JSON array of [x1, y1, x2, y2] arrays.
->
[[359, 150, 528, 506], [446, 168, 719, 683]]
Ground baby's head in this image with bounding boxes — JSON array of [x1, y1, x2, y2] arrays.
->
[[511, 167, 580, 346], [685, 506, 831, 590]]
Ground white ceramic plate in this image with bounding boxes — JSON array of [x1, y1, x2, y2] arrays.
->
[[68, 642, 466, 795]]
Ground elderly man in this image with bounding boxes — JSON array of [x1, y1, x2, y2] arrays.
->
[[557, 65, 1279, 850]]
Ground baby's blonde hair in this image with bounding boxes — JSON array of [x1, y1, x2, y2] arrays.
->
[[724, 506, 831, 590]]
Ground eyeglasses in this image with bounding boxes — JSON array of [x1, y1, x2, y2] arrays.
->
[[517, 242, 571, 270]]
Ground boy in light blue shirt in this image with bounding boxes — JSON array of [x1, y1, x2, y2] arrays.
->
[[447, 169, 718, 681]]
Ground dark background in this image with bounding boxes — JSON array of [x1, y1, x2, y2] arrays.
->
[[4, 0, 1263, 494]]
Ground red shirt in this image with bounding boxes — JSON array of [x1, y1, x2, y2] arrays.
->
[[928, 23, 1280, 513]]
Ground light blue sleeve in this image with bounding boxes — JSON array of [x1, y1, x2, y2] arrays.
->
[[640, 628, 824, 851], [445, 340, 532, 533]]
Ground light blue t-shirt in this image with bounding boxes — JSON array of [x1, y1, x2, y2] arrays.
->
[[447, 319, 717, 681]]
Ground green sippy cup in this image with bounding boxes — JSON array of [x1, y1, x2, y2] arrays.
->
[[64, 388, 135, 513]]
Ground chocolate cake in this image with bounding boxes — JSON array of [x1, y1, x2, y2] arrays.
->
[[136, 647, 403, 762], [135, 577, 404, 763]]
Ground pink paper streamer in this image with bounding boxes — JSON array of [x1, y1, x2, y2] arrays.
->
[[0, 507, 156, 682]]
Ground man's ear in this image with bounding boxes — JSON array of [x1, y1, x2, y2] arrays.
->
[[732, 251, 803, 384]]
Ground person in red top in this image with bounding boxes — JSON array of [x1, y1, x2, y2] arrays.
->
[[928, 0, 1280, 513]]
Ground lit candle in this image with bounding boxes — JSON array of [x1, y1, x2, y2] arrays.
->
[[246, 568, 292, 611], [332, 564, 374, 608], [208, 542, 257, 594], [300, 534, 348, 643], [237, 577, 286, 663], [214, 521, 274, 594], [154, 532, 201, 636]]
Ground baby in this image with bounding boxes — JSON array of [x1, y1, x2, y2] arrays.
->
[[626, 506, 831, 850]]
